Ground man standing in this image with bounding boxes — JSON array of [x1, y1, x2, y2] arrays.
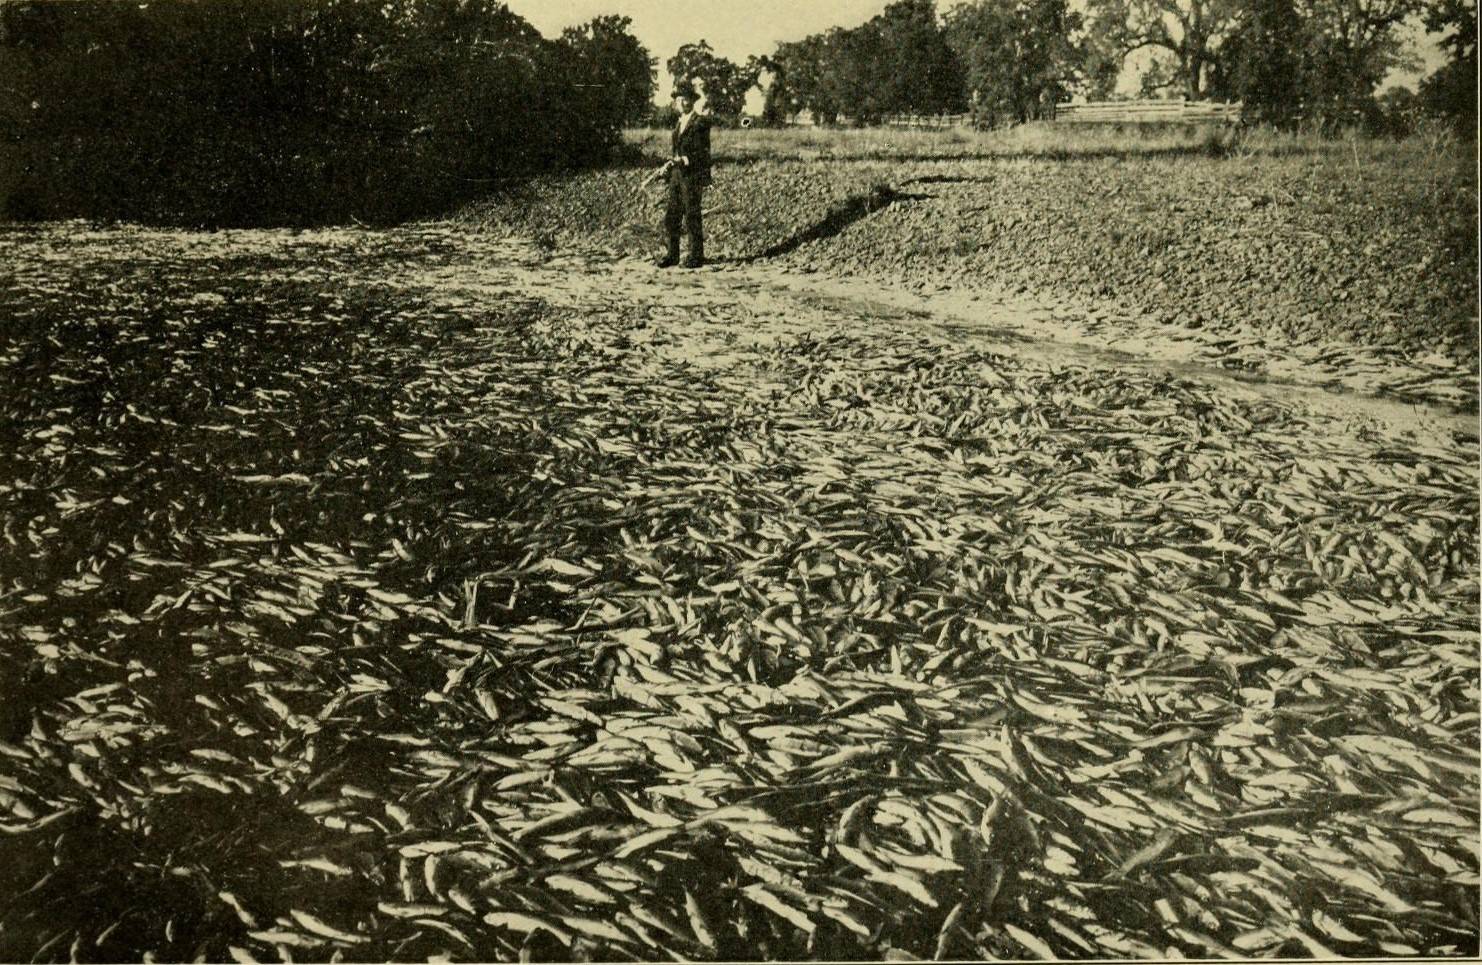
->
[[657, 79, 711, 269]]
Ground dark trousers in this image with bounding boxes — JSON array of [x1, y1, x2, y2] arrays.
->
[[663, 172, 704, 261]]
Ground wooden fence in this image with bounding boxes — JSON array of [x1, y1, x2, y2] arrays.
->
[[790, 101, 1243, 128], [1052, 99, 1244, 124], [880, 113, 972, 130]]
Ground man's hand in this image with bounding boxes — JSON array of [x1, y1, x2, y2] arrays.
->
[[641, 159, 676, 187]]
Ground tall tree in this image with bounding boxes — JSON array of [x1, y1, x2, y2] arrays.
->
[[769, 2, 964, 124], [945, 0, 1082, 125], [772, 34, 843, 122], [666, 40, 750, 120], [829, 21, 892, 121], [559, 15, 655, 128], [1208, 0, 1306, 124], [1, 0, 628, 223], [1418, 0, 1476, 132], [1295, 0, 1422, 127], [745, 54, 784, 122], [1083, 0, 1246, 98], [870, 0, 967, 114]]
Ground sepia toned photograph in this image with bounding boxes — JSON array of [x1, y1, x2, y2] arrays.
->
[[0, 0, 1477, 960]]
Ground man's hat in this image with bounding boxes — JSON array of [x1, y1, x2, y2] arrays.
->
[[672, 79, 697, 99]]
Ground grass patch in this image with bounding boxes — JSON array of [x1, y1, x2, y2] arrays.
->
[[625, 120, 1470, 165]]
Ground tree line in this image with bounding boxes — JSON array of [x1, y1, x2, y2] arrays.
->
[[679, 0, 1472, 134], [0, 0, 656, 225], [0, 0, 1471, 226]]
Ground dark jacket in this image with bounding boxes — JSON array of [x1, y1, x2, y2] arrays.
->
[[670, 112, 712, 187]]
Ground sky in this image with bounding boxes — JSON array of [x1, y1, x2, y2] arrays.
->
[[505, 0, 895, 69], [505, 0, 1447, 101]]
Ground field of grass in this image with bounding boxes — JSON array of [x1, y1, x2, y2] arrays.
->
[[629, 120, 1242, 161], [0, 217, 1478, 961], [632, 120, 1468, 163], [462, 123, 1478, 370]]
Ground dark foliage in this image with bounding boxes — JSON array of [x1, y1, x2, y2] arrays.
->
[[1209, 0, 1307, 127], [560, 15, 658, 131], [945, 0, 1083, 126], [0, 0, 648, 226], [861, 0, 968, 118], [1094, 0, 1436, 135], [1296, 0, 1423, 132], [769, 0, 965, 124], [666, 41, 754, 122], [1081, 0, 1247, 101], [1418, 0, 1478, 136]]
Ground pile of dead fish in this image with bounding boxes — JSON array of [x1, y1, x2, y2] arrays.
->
[[0, 224, 1476, 961]]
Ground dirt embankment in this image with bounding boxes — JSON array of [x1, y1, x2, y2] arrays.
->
[[458, 143, 1479, 373]]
